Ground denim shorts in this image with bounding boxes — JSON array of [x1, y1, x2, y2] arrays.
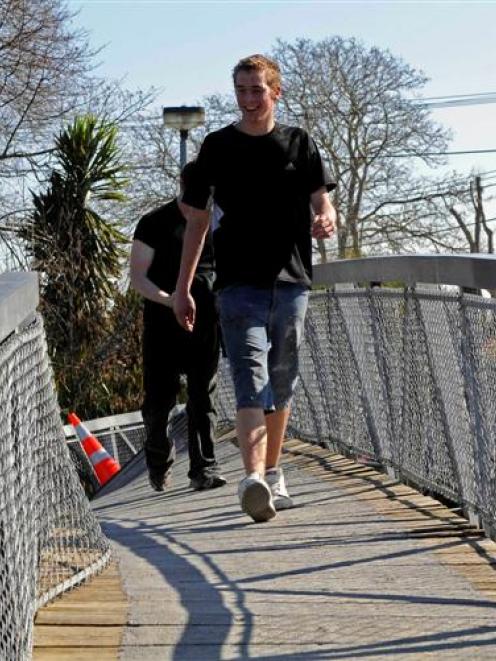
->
[[217, 282, 309, 410]]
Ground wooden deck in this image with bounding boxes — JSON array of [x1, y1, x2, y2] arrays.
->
[[34, 432, 496, 659], [33, 561, 126, 660]]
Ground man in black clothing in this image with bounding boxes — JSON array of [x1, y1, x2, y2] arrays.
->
[[130, 162, 226, 492], [174, 54, 336, 522]]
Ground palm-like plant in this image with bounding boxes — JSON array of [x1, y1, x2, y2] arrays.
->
[[21, 115, 129, 416]]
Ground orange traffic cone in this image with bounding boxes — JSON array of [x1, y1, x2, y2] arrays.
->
[[68, 412, 121, 486]]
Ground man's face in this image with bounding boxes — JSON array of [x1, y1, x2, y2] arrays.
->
[[234, 69, 280, 124]]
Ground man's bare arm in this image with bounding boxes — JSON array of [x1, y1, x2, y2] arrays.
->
[[130, 240, 174, 307], [173, 203, 210, 331], [310, 187, 336, 239]]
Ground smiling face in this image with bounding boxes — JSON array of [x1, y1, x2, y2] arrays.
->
[[234, 68, 281, 134]]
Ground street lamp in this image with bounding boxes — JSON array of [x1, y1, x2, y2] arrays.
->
[[162, 105, 205, 170]]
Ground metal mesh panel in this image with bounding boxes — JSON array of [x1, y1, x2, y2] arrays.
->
[[217, 355, 236, 428], [90, 424, 145, 465], [399, 291, 460, 495], [216, 287, 496, 536], [65, 413, 147, 494], [459, 295, 496, 526], [67, 442, 101, 496], [64, 407, 194, 497], [0, 314, 111, 660], [289, 291, 381, 455]]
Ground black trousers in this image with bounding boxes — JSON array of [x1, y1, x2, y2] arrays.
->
[[141, 291, 220, 479]]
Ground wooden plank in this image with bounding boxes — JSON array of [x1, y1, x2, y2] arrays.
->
[[33, 649, 119, 660], [282, 438, 496, 603], [32, 562, 127, 659], [35, 608, 127, 626], [33, 626, 121, 647]]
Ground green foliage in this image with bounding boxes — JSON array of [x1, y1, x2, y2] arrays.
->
[[100, 288, 143, 415], [21, 115, 138, 418], [58, 287, 144, 418]]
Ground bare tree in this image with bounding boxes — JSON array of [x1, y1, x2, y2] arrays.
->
[[117, 113, 180, 224], [271, 37, 451, 259], [367, 171, 496, 259], [441, 175, 493, 254], [0, 0, 95, 164], [114, 94, 239, 230], [411, 174, 495, 254], [0, 0, 94, 268], [0, 1, 158, 269]]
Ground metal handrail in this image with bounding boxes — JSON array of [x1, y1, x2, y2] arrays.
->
[[313, 253, 496, 289]]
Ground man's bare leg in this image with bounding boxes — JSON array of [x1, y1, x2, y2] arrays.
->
[[236, 407, 291, 472], [236, 408, 267, 474], [265, 407, 294, 510], [265, 407, 290, 470], [236, 407, 276, 521]]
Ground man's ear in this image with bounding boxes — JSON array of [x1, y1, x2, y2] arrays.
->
[[271, 86, 282, 101]]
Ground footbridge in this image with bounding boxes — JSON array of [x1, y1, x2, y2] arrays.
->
[[3, 255, 496, 659]]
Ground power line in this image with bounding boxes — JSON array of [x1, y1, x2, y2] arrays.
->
[[357, 216, 496, 250], [413, 93, 496, 109], [385, 148, 496, 158], [381, 180, 496, 205], [420, 91, 496, 102], [362, 171, 496, 202]]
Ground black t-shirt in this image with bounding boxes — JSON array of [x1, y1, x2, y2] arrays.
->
[[133, 199, 215, 321], [182, 123, 335, 290]]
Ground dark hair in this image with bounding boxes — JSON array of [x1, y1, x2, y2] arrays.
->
[[180, 160, 197, 191]]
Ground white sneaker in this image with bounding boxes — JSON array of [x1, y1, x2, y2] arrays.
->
[[265, 467, 294, 510], [238, 473, 276, 522]]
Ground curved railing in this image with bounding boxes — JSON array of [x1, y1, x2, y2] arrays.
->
[[0, 273, 111, 660], [218, 254, 496, 540], [4, 254, 496, 658]]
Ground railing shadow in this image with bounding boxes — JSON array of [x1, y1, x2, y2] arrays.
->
[[94, 445, 496, 659]]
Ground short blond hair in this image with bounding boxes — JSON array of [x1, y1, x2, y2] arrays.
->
[[232, 54, 281, 92]]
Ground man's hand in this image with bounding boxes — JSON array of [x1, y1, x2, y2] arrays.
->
[[173, 291, 196, 332], [312, 213, 335, 239]]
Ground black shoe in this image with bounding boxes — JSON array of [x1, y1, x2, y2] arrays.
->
[[148, 470, 172, 492], [190, 470, 227, 491]]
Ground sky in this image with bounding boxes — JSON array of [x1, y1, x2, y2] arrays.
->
[[69, 0, 496, 178]]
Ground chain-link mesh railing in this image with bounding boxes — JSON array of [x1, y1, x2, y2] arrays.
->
[[4, 257, 496, 658], [65, 411, 146, 496], [64, 405, 189, 497], [217, 256, 496, 540], [0, 312, 111, 660]]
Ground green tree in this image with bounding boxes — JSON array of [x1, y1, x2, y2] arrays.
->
[[20, 115, 129, 417], [94, 288, 144, 415]]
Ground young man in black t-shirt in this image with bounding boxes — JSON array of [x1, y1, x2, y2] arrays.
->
[[174, 55, 336, 522], [130, 162, 226, 492]]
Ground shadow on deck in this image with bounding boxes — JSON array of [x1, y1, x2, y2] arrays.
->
[[34, 432, 496, 660]]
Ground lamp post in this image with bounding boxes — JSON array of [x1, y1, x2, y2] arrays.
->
[[162, 106, 205, 170]]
